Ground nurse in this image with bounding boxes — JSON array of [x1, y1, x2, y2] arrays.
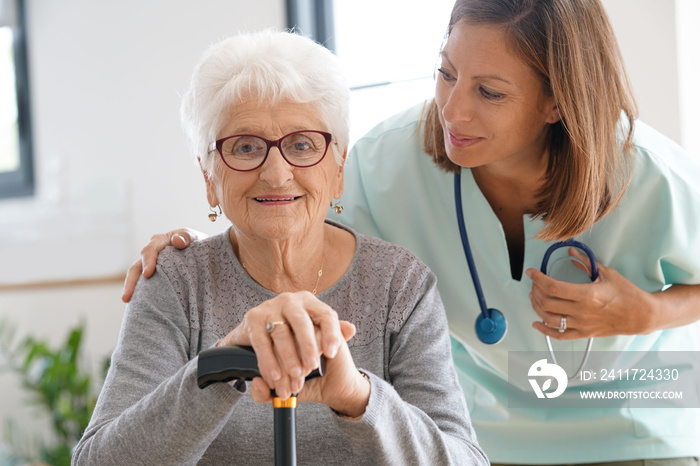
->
[[122, 0, 700, 464]]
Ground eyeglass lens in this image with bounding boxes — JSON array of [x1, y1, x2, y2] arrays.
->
[[220, 131, 328, 171]]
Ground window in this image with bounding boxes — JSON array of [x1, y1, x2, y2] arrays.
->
[[286, 0, 336, 52], [287, 0, 455, 145], [0, 0, 34, 199]]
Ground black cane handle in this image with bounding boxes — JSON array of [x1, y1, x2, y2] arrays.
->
[[196, 345, 326, 389], [197, 345, 326, 466]]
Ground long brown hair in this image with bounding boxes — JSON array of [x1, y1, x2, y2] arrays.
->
[[424, 0, 638, 241]]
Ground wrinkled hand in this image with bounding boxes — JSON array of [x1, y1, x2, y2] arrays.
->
[[250, 333, 371, 418], [121, 228, 206, 303], [528, 248, 655, 341], [220, 291, 366, 413]]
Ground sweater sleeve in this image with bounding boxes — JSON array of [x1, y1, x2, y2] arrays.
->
[[72, 265, 241, 465], [335, 269, 489, 465]]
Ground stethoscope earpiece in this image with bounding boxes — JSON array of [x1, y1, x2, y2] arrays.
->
[[475, 308, 507, 345]]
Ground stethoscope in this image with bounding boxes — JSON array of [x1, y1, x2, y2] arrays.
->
[[454, 172, 597, 380]]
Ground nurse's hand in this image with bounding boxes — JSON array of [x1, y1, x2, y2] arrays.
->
[[121, 228, 204, 303], [527, 248, 656, 340]]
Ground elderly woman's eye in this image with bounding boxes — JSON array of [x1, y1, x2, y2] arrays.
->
[[285, 133, 321, 157], [231, 138, 265, 157], [293, 141, 311, 151]]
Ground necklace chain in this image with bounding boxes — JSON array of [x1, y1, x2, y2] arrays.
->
[[311, 255, 324, 295]]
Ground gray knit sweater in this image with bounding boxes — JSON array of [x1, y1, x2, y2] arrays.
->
[[73, 222, 487, 465]]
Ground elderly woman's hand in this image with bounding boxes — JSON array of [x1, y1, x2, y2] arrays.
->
[[121, 228, 205, 303], [251, 333, 371, 419], [218, 291, 356, 401]]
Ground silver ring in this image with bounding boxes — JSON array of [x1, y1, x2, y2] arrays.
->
[[266, 321, 287, 334], [558, 315, 567, 333]]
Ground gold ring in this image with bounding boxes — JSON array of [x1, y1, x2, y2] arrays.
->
[[266, 321, 287, 334]]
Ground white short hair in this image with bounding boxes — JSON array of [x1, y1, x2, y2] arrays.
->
[[180, 30, 350, 175]]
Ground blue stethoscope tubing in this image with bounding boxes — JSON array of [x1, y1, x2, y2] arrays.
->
[[454, 172, 508, 344], [454, 172, 597, 378]]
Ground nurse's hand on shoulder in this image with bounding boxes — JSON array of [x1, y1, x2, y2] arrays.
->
[[121, 228, 204, 303], [527, 248, 656, 341]]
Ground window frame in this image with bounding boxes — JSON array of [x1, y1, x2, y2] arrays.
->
[[285, 0, 336, 52], [0, 0, 34, 199]]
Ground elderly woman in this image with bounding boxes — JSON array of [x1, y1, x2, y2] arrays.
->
[[72, 30, 486, 465]]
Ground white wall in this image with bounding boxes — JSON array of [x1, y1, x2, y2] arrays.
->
[[603, 0, 681, 143], [676, 0, 700, 157], [0, 0, 696, 454]]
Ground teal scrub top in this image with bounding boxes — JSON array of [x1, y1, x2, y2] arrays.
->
[[330, 101, 700, 463]]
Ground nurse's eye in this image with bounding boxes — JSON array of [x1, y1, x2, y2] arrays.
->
[[480, 86, 503, 101], [437, 68, 456, 82]]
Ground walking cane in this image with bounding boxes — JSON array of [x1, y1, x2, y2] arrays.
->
[[197, 345, 325, 466]]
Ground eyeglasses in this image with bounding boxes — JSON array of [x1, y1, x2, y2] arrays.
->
[[210, 130, 333, 172]]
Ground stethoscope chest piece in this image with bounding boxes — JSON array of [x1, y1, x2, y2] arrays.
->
[[475, 308, 507, 345]]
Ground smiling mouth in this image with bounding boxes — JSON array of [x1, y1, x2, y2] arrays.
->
[[254, 196, 300, 203], [448, 130, 480, 140], [448, 131, 483, 148]]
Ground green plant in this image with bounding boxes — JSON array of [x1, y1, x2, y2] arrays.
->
[[0, 319, 110, 466]]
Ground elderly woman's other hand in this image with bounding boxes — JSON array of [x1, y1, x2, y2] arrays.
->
[[121, 228, 205, 303], [251, 333, 371, 419], [217, 291, 355, 400]]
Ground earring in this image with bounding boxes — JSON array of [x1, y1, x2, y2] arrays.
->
[[332, 197, 343, 214], [208, 205, 222, 222]]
